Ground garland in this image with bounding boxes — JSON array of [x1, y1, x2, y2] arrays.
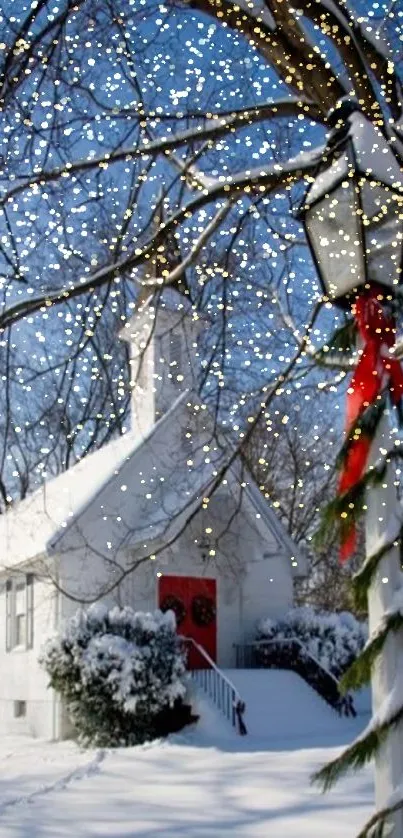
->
[[333, 288, 403, 561], [314, 317, 357, 365], [316, 434, 389, 554], [352, 527, 403, 612], [341, 610, 403, 695], [335, 396, 387, 474], [313, 309, 403, 834]]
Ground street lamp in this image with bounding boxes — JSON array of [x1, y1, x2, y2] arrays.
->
[[300, 100, 403, 837], [301, 98, 403, 304]]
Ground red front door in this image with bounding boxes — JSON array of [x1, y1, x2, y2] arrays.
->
[[158, 575, 217, 669]]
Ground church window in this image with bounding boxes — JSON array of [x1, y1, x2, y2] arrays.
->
[[5, 574, 34, 652], [15, 580, 26, 647], [13, 700, 27, 718]]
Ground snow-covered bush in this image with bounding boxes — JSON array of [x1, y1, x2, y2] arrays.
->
[[257, 607, 367, 679], [40, 604, 189, 747]]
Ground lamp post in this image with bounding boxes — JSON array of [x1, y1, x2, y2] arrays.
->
[[300, 100, 403, 834]]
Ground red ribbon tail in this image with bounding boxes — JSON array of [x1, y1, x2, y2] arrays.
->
[[337, 286, 403, 564], [340, 526, 357, 565], [345, 348, 380, 430], [339, 436, 371, 496]]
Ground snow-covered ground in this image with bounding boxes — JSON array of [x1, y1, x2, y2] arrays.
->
[[0, 728, 373, 837], [0, 673, 373, 837]]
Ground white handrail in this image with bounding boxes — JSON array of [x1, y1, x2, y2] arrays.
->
[[251, 637, 342, 687], [180, 636, 244, 702], [179, 635, 247, 734], [237, 636, 356, 717]]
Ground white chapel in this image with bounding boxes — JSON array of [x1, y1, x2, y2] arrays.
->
[[0, 287, 305, 739]]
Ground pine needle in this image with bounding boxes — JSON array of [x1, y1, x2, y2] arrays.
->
[[312, 707, 403, 791], [315, 480, 367, 550], [342, 614, 403, 694], [316, 318, 356, 360], [356, 797, 403, 838]]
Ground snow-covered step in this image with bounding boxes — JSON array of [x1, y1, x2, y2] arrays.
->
[[222, 669, 355, 742]]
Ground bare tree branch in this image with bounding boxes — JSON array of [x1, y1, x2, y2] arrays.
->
[[0, 147, 323, 330], [0, 98, 322, 207]]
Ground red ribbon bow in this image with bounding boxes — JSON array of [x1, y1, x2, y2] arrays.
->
[[339, 284, 403, 562]]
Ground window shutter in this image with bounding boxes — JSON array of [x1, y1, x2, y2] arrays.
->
[[5, 580, 12, 652], [26, 574, 34, 650]]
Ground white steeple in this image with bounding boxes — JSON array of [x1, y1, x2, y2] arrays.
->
[[119, 288, 204, 438]]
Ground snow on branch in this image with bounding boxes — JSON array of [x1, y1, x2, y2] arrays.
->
[[0, 98, 321, 207], [0, 147, 323, 330], [301, 0, 400, 121], [294, 0, 381, 117], [233, 0, 275, 30], [143, 201, 232, 288]]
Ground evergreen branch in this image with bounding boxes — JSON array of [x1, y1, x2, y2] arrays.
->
[[352, 530, 403, 611], [356, 796, 403, 838], [312, 706, 403, 791], [315, 483, 365, 548], [335, 397, 386, 473], [315, 464, 387, 551], [309, 319, 357, 370], [341, 612, 403, 694], [316, 427, 403, 562], [315, 318, 356, 362]]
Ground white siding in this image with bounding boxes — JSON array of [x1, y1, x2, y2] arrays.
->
[[0, 574, 57, 739]]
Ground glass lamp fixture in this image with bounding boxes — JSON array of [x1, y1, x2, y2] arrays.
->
[[300, 101, 403, 305]]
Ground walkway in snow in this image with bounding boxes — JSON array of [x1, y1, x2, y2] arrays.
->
[[0, 727, 373, 838], [0, 671, 373, 837]]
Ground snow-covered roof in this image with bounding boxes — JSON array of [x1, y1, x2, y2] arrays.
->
[[0, 431, 143, 568], [306, 112, 403, 207], [0, 389, 304, 576], [349, 111, 403, 191]]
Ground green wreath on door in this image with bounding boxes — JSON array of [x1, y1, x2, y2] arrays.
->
[[160, 594, 186, 627], [191, 594, 216, 627]]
